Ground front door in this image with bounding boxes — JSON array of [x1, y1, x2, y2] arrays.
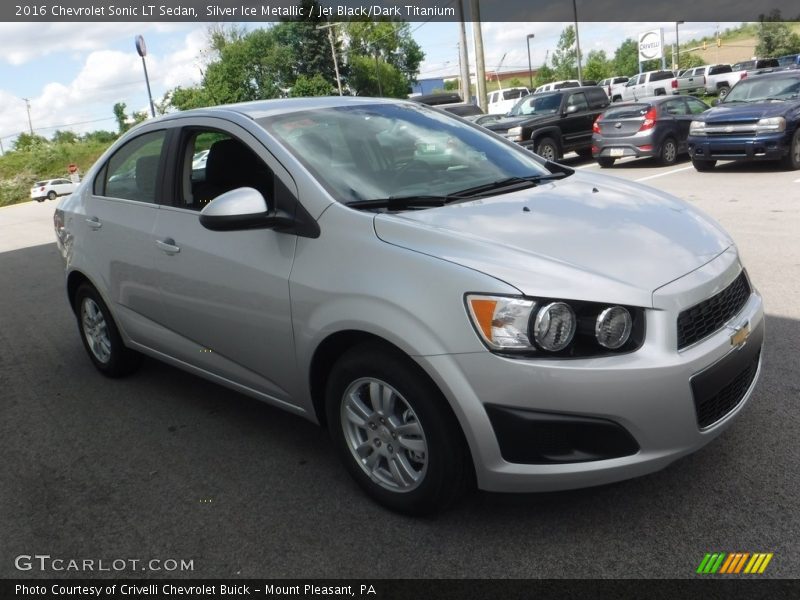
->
[[153, 121, 300, 405]]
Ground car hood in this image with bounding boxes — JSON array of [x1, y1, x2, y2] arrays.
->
[[702, 101, 795, 121], [373, 172, 732, 307]]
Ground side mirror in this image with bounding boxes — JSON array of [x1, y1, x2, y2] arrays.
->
[[199, 187, 293, 232]]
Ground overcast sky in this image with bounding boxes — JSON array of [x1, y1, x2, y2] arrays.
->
[[0, 21, 738, 148]]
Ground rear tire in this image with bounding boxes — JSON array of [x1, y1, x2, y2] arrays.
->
[[535, 137, 559, 161], [780, 129, 800, 171], [692, 159, 717, 172], [47, 191, 57, 201], [74, 283, 142, 377], [597, 157, 616, 168], [717, 85, 730, 100], [658, 137, 678, 166], [325, 343, 471, 515]]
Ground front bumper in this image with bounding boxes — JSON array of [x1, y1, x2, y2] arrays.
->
[[688, 132, 789, 161], [417, 248, 765, 493]]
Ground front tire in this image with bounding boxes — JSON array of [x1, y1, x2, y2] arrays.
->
[[74, 283, 142, 377], [780, 129, 800, 171], [535, 137, 559, 161], [325, 343, 471, 515], [692, 159, 717, 172]]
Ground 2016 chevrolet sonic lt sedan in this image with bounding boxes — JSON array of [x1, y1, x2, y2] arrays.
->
[[54, 97, 764, 514]]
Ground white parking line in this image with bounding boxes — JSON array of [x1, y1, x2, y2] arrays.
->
[[635, 165, 695, 182]]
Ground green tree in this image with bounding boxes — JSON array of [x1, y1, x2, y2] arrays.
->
[[612, 38, 659, 77], [583, 50, 611, 81], [345, 21, 424, 89], [533, 64, 555, 86], [12, 132, 48, 151], [81, 130, 117, 144], [289, 73, 335, 97], [443, 79, 459, 91], [678, 52, 706, 70], [551, 26, 580, 80], [508, 77, 523, 87], [348, 54, 409, 98], [52, 130, 78, 144], [755, 11, 800, 57], [113, 102, 129, 134]]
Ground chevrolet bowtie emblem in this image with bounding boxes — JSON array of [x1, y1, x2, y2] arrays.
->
[[730, 321, 751, 349]]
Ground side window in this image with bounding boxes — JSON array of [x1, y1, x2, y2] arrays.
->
[[586, 88, 609, 109], [686, 97, 709, 115], [662, 99, 688, 116], [566, 92, 589, 112], [177, 129, 275, 211], [100, 130, 166, 203]]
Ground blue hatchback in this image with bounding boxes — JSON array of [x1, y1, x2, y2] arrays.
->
[[687, 70, 800, 171]]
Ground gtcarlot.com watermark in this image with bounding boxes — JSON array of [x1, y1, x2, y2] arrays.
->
[[14, 554, 194, 573]]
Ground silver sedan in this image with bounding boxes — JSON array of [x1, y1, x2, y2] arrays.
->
[[54, 97, 764, 514]]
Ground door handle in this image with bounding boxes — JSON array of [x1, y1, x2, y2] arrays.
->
[[86, 217, 102, 230], [156, 238, 181, 255]]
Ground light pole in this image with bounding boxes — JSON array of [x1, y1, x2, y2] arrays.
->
[[572, 0, 582, 83], [675, 21, 684, 71], [21, 98, 33, 134], [526, 34, 535, 89], [135, 35, 156, 118], [316, 23, 343, 96]]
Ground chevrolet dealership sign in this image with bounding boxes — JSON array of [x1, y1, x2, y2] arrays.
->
[[639, 29, 664, 61]]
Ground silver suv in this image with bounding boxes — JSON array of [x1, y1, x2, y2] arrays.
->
[[54, 97, 764, 514]]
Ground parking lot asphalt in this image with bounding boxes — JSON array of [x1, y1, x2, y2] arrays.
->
[[1, 158, 798, 579]]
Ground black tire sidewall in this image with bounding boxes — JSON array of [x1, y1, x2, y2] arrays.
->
[[325, 344, 468, 515], [782, 129, 800, 170], [74, 283, 139, 378], [48, 191, 57, 200]]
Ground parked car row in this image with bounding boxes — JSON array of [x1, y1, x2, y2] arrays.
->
[[469, 68, 800, 174]]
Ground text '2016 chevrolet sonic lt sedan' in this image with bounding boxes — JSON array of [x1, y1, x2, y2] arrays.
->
[[54, 97, 764, 515]]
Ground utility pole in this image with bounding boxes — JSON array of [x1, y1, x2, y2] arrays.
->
[[675, 21, 684, 71], [317, 23, 343, 96], [22, 98, 33, 134], [456, 0, 470, 103], [470, 0, 487, 112], [572, 0, 582, 82]]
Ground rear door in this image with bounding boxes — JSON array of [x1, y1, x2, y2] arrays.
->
[[80, 128, 169, 340], [561, 91, 592, 149]]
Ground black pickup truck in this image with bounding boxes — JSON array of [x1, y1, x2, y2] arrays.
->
[[484, 86, 610, 160]]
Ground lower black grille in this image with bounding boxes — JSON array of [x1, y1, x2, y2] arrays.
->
[[677, 271, 751, 349], [693, 350, 760, 429]]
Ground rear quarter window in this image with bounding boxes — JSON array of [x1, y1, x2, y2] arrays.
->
[[650, 71, 674, 82], [586, 88, 610, 109], [709, 65, 732, 75]]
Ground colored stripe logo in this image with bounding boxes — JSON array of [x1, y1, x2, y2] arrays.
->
[[697, 552, 773, 574]]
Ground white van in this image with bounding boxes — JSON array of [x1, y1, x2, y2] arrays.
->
[[487, 87, 530, 114]]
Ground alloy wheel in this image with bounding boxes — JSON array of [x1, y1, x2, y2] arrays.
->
[[81, 297, 112, 364], [340, 377, 428, 492]]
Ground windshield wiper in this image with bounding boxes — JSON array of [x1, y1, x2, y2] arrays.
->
[[345, 195, 451, 211], [448, 173, 567, 199]]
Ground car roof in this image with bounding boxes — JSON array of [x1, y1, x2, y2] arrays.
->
[[155, 96, 405, 124]]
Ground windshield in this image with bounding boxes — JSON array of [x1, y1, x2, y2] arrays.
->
[[260, 103, 552, 207], [724, 76, 800, 103], [508, 93, 561, 117]]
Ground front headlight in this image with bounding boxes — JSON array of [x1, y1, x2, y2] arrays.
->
[[689, 120, 707, 135], [505, 126, 523, 142], [755, 116, 786, 133], [466, 295, 535, 350], [465, 294, 645, 357]]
